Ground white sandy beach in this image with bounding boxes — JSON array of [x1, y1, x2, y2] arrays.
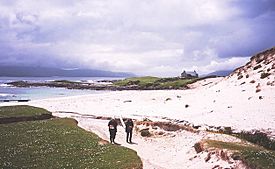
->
[[18, 76, 275, 132]]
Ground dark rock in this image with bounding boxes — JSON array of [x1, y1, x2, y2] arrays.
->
[[165, 98, 172, 101], [140, 128, 151, 137], [194, 142, 204, 153], [123, 100, 132, 103], [193, 125, 201, 129]]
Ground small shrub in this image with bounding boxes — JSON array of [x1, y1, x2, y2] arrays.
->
[[250, 80, 256, 83], [238, 75, 243, 80], [160, 122, 180, 131], [140, 129, 151, 137], [240, 82, 245, 85], [253, 64, 262, 70], [246, 74, 249, 78], [238, 131, 275, 151], [223, 127, 233, 134], [260, 72, 271, 79], [142, 118, 152, 122], [194, 142, 204, 153]]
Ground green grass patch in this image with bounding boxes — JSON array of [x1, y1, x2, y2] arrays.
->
[[0, 106, 142, 169], [114, 76, 198, 89], [237, 130, 275, 151], [0, 105, 51, 118], [114, 76, 159, 86], [206, 140, 275, 169], [206, 140, 261, 151], [157, 78, 195, 88]]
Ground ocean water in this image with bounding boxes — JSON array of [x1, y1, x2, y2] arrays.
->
[[0, 77, 123, 101]]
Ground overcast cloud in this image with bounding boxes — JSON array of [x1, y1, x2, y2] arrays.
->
[[0, 0, 274, 76]]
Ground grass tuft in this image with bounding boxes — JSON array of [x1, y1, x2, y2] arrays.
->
[[206, 140, 275, 169]]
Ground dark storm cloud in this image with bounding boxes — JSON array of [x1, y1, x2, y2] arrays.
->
[[214, 0, 275, 57], [232, 0, 275, 18], [0, 0, 274, 76]]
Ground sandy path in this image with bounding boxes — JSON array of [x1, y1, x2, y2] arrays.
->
[[54, 112, 242, 169]]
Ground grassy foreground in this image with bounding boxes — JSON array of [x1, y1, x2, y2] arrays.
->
[[206, 140, 275, 169], [0, 106, 142, 169]]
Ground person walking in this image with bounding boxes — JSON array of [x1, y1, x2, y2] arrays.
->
[[125, 118, 134, 143], [108, 118, 118, 144]]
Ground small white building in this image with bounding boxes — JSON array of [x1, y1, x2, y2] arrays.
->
[[181, 70, 198, 78]]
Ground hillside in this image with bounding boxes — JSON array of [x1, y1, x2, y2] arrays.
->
[[226, 47, 275, 91], [205, 70, 233, 77], [0, 66, 134, 77]]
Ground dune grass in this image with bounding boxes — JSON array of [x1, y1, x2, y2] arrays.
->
[[206, 140, 275, 169], [0, 106, 142, 169]]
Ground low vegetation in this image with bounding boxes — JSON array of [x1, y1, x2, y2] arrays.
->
[[237, 74, 243, 80], [0, 105, 50, 118], [0, 106, 142, 169], [260, 72, 271, 79], [253, 64, 262, 70], [238, 130, 275, 151], [206, 140, 275, 169], [113, 76, 199, 89], [140, 129, 151, 137]]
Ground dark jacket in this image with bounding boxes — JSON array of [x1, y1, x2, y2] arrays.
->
[[125, 119, 134, 132], [108, 119, 118, 132]]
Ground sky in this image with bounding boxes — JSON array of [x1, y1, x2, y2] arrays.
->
[[0, 0, 274, 76]]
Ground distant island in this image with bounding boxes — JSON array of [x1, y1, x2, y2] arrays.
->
[[0, 66, 134, 77]]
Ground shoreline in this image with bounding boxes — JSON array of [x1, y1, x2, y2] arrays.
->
[[1, 83, 274, 135]]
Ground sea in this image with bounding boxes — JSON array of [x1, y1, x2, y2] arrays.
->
[[0, 77, 124, 101]]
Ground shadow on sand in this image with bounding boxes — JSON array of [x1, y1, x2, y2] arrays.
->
[[127, 142, 138, 145], [113, 142, 121, 145]]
